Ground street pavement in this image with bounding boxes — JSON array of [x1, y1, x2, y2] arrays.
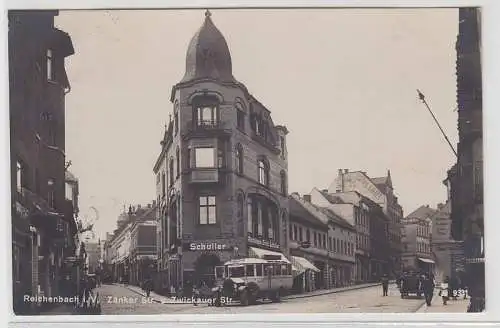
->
[[96, 283, 427, 314]]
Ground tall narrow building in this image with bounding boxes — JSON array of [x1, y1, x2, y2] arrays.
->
[[450, 7, 484, 312], [9, 10, 75, 314], [153, 10, 289, 291]]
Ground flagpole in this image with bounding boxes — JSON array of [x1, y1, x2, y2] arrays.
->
[[417, 89, 458, 157]]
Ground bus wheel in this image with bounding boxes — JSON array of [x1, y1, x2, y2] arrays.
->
[[240, 290, 249, 306]]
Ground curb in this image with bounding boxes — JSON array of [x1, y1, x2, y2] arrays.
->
[[283, 282, 386, 300]]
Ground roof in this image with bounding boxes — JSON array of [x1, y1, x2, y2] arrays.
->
[[289, 197, 328, 229], [406, 205, 437, 221], [180, 10, 236, 84], [320, 208, 356, 230]]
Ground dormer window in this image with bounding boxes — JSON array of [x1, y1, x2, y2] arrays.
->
[[196, 105, 218, 127]]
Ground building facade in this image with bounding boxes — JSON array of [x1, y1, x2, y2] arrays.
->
[[401, 205, 435, 274], [153, 11, 289, 292], [9, 10, 75, 314], [450, 7, 484, 312], [329, 169, 404, 277], [431, 201, 464, 283], [289, 193, 356, 292], [104, 203, 157, 285]]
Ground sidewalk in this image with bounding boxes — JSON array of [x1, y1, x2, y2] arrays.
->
[[416, 295, 469, 313], [283, 281, 388, 300], [116, 281, 387, 303]]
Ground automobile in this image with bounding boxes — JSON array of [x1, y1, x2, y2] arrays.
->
[[400, 272, 424, 299], [211, 256, 293, 306]]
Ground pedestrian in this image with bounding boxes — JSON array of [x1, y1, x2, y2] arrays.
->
[[381, 274, 389, 296], [422, 274, 435, 306], [192, 284, 200, 306], [439, 276, 450, 305]]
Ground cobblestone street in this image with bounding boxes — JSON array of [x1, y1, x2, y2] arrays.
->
[[95, 283, 431, 314]]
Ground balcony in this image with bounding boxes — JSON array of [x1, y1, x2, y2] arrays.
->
[[183, 120, 231, 140], [247, 234, 280, 250], [188, 168, 220, 184]]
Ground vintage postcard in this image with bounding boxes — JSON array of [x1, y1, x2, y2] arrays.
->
[[7, 6, 484, 318]]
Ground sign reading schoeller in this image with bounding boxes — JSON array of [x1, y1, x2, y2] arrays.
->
[[183, 242, 234, 251]]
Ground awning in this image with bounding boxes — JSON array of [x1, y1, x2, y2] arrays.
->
[[291, 256, 320, 275], [248, 247, 290, 263], [418, 257, 435, 264]]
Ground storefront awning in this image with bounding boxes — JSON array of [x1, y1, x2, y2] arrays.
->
[[418, 257, 435, 264], [291, 256, 320, 275], [248, 247, 290, 263]]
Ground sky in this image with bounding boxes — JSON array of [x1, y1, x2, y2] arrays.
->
[[54, 8, 459, 240]]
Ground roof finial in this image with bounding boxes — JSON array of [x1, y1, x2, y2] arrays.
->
[[205, 9, 211, 18]]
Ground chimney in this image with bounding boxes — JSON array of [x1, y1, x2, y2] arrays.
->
[[338, 169, 343, 176], [152, 200, 156, 206], [303, 195, 311, 202], [322, 189, 328, 193], [147, 203, 151, 208], [344, 169, 348, 174]]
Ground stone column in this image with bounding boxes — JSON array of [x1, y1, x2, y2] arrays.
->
[[257, 202, 263, 237], [268, 207, 274, 240], [247, 198, 253, 235]]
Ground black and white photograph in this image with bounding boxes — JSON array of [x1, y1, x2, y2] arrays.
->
[[7, 5, 485, 318]]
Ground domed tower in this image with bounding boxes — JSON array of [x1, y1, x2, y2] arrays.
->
[[179, 10, 237, 85]]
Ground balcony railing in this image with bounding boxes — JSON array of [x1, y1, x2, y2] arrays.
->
[[247, 235, 280, 250], [183, 120, 231, 139]]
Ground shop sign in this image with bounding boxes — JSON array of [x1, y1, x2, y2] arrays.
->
[[247, 236, 280, 249], [15, 201, 30, 219], [183, 241, 234, 251]]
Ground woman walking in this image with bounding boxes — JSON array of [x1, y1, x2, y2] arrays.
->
[[439, 276, 450, 305]]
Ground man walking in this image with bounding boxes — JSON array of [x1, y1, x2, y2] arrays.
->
[[422, 274, 435, 306], [381, 274, 389, 296]]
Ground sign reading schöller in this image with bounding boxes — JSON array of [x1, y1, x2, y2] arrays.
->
[[183, 241, 234, 252]]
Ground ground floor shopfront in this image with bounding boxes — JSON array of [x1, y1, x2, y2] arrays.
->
[[12, 197, 73, 314], [356, 254, 371, 283]]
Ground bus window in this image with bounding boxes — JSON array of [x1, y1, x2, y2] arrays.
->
[[281, 264, 287, 276], [264, 264, 273, 276], [229, 266, 245, 278], [245, 264, 255, 277], [287, 264, 292, 275], [256, 264, 263, 276], [273, 264, 281, 275], [215, 266, 225, 279], [224, 266, 229, 278]]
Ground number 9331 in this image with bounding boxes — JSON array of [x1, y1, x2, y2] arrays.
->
[[452, 289, 467, 297]]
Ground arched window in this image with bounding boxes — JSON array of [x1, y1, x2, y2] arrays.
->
[[280, 170, 287, 195], [169, 157, 174, 186], [176, 147, 180, 177], [236, 194, 244, 217], [258, 158, 269, 186], [235, 144, 243, 174]]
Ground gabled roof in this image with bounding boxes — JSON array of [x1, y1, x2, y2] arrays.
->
[[406, 205, 437, 220]]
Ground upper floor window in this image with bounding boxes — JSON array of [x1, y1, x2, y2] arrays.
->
[[258, 158, 269, 186], [176, 147, 180, 177], [313, 232, 317, 247], [280, 170, 287, 195], [235, 144, 244, 174], [156, 173, 160, 185], [196, 105, 217, 127], [174, 111, 179, 135], [169, 158, 174, 185], [47, 49, 55, 82], [236, 103, 245, 131], [195, 147, 215, 168], [236, 194, 244, 217], [280, 136, 285, 158], [161, 173, 166, 197], [199, 196, 216, 225]]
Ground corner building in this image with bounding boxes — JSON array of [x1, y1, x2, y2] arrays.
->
[[154, 11, 289, 291]]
